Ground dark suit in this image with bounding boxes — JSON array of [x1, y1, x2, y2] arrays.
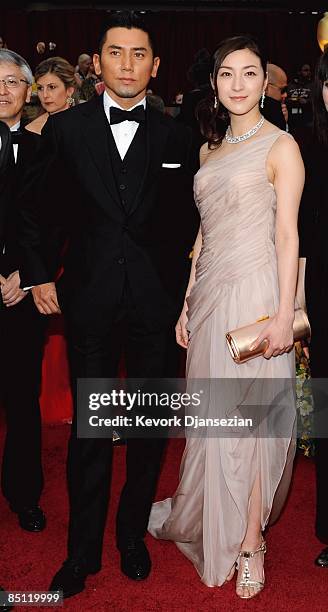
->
[[0, 121, 13, 251], [19, 96, 199, 569], [262, 96, 286, 131], [0, 125, 46, 511], [300, 141, 328, 542]]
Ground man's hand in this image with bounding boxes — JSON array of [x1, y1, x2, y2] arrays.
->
[[32, 282, 61, 315], [281, 101, 289, 123], [0, 270, 27, 307]]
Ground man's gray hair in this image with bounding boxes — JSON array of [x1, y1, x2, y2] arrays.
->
[[0, 49, 33, 84]]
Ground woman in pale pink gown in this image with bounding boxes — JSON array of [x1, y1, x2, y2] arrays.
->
[[148, 35, 304, 600]]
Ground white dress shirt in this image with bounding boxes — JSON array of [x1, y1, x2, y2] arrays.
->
[[10, 120, 20, 163], [103, 91, 146, 160], [10, 121, 20, 163]]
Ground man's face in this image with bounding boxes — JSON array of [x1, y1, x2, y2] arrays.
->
[[36, 42, 46, 55], [267, 72, 288, 102], [0, 62, 31, 127], [301, 64, 311, 80], [93, 27, 160, 109]]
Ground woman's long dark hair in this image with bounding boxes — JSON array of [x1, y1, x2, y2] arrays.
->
[[197, 35, 267, 149], [313, 47, 328, 148]]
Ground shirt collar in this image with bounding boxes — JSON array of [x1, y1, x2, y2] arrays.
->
[[10, 121, 21, 132], [103, 91, 146, 122]]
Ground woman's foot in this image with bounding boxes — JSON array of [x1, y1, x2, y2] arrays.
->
[[224, 564, 236, 583], [236, 537, 266, 599]]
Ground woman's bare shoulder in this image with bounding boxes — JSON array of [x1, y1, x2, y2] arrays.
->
[[25, 113, 48, 135]]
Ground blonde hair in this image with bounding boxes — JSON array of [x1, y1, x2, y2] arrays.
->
[[35, 56, 76, 90]]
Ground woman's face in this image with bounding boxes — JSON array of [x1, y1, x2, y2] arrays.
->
[[216, 48, 266, 116], [323, 79, 328, 112], [36, 72, 74, 114]]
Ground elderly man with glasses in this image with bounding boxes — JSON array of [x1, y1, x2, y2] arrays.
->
[[0, 49, 48, 537]]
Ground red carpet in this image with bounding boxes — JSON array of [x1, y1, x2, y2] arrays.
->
[[0, 426, 327, 612]]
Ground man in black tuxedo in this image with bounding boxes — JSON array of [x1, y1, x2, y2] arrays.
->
[[262, 63, 288, 131], [19, 12, 198, 599], [0, 50, 46, 533], [0, 119, 14, 612]]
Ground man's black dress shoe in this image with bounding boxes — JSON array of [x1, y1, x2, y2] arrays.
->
[[315, 546, 328, 567], [10, 505, 46, 532], [120, 538, 151, 580], [112, 430, 126, 446], [49, 558, 100, 599], [0, 585, 13, 611]]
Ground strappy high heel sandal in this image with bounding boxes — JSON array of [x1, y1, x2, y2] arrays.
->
[[236, 539, 266, 599]]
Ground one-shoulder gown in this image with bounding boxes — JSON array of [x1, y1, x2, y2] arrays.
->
[[148, 131, 296, 587]]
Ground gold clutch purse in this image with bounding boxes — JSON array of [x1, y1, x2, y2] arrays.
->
[[226, 308, 311, 364]]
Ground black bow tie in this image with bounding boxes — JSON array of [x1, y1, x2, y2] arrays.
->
[[110, 105, 145, 125], [10, 130, 23, 145]]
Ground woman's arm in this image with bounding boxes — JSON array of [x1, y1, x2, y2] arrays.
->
[[252, 134, 305, 358], [273, 135, 305, 320], [176, 142, 211, 348], [175, 224, 202, 348]]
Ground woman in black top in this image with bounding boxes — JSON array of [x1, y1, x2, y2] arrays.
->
[[299, 47, 328, 567]]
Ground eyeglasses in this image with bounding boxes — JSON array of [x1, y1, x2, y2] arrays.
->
[[0, 77, 30, 89], [268, 83, 288, 95]]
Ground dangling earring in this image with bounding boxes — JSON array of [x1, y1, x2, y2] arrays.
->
[[66, 96, 74, 107], [260, 91, 265, 109], [214, 96, 218, 109]]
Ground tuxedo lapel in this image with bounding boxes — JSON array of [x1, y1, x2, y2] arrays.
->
[[128, 105, 169, 216], [15, 129, 39, 175], [0, 122, 13, 177], [81, 96, 122, 211]]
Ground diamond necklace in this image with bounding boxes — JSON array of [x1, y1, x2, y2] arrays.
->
[[225, 115, 265, 144]]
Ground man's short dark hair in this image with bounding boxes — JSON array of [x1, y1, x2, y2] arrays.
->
[[98, 10, 156, 56]]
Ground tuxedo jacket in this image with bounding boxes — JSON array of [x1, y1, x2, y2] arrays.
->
[[0, 120, 14, 259], [1, 126, 41, 278], [19, 96, 199, 333], [262, 97, 286, 131]]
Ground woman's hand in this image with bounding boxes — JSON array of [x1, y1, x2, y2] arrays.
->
[[250, 313, 294, 359], [175, 303, 189, 349]]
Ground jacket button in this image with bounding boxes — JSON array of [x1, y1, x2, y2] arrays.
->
[[118, 257, 125, 264], [119, 184, 126, 190], [123, 224, 129, 231]]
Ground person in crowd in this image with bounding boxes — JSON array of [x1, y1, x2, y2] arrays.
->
[[74, 53, 92, 88], [0, 36, 8, 49], [262, 63, 288, 130], [79, 61, 102, 102], [298, 47, 328, 569], [288, 62, 313, 129], [0, 50, 47, 534], [26, 57, 76, 134], [36, 42, 46, 56], [146, 92, 165, 113], [0, 119, 15, 612], [178, 47, 211, 147], [174, 91, 183, 105], [149, 34, 304, 600], [31, 41, 57, 71], [19, 11, 198, 599]]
